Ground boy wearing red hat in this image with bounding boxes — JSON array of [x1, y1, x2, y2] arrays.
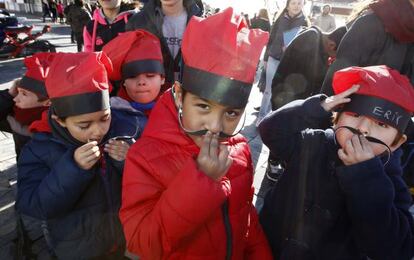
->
[[102, 30, 165, 117], [120, 8, 273, 259], [16, 52, 147, 259], [0, 53, 54, 156], [259, 65, 414, 259]]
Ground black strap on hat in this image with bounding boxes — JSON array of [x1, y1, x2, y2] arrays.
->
[[341, 94, 411, 133], [51, 89, 110, 118], [121, 59, 165, 79], [182, 65, 252, 109]]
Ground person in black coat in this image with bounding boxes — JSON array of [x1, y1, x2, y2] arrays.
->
[[125, 0, 202, 88], [271, 26, 347, 110], [259, 66, 414, 259]]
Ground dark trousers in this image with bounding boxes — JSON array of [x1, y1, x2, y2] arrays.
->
[[75, 33, 83, 52]]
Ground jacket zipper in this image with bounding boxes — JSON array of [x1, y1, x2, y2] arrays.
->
[[221, 200, 232, 260]]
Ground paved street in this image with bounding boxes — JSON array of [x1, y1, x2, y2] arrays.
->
[[0, 12, 270, 258]]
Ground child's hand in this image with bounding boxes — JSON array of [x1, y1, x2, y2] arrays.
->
[[197, 132, 232, 181], [74, 141, 100, 170], [338, 134, 375, 166], [321, 85, 360, 112], [104, 139, 130, 161]]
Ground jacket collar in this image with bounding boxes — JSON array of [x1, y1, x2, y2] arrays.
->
[[142, 89, 200, 154]]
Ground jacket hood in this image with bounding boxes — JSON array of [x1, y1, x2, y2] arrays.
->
[[92, 5, 137, 25], [142, 89, 198, 151]]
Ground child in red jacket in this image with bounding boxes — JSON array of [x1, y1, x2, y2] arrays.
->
[[120, 8, 273, 259], [102, 30, 165, 116]]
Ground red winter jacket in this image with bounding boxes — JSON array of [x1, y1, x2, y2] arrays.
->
[[120, 90, 272, 260]]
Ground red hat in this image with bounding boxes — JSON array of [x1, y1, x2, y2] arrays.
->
[[333, 65, 414, 132], [181, 7, 269, 108], [102, 30, 164, 81], [45, 52, 113, 118], [20, 53, 56, 99]]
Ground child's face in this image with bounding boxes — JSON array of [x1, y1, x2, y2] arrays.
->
[[98, 0, 121, 10], [54, 109, 111, 144], [175, 86, 244, 148], [334, 112, 406, 155], [124, 73, 164, 104], [13, 88, 49, 109]]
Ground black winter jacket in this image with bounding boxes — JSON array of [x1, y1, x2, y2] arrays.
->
[[259, 95, 414, 260], [125, 0, 202, 85], [66, 5, 91, 35], [271, 26, 328, 110], [321, 13, 414, 95]]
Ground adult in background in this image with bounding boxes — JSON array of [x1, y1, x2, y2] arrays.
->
[[66, 0, 91, 52], [256, 0, 309, 126], [314, 4, 336, 32], [42, 0, 50, 22], [321, 0, 414, 95], [251, 8, 271, 32], [83, 0, 136, 52], [48, 0, 58, 23], [64, 1, 75, 43], [125, 0, 203, 89], [56, 1, 64, 23]]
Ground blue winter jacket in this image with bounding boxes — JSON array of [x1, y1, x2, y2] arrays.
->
[[16, 108, 146, 259], [258, 95, 414, 260]]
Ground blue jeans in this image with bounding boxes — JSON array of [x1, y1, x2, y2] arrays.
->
[[257, 57, 280, 126]]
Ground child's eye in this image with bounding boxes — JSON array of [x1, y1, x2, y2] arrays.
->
[[351, 113, 360, 118], [101, 116, 110, 122], [196, 103, 210, 110], [146, 74, 155, 78], [78, 125, 90, 130], [226, 110, 241, 118], [376, 121, 388, 128]]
